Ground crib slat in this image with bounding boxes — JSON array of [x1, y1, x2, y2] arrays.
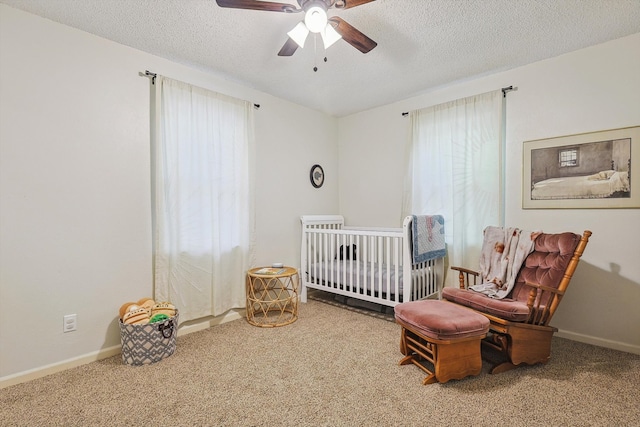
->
[[393, 237, 400, 303], [384, 236, 390, 302], [355, 234, 361, 295]]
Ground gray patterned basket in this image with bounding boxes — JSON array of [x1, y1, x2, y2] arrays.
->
[[119, 311, 179, 365]]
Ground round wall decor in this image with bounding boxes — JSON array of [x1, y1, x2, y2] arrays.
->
[[310, 164, 324, 188]]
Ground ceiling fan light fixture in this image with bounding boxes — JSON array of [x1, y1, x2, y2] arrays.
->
[[304, 5, 328, 33], [287, 21, 310, 48], [321, 24, 342, 49]]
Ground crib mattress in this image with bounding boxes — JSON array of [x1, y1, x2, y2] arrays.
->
[[307, 261, 404, 295]]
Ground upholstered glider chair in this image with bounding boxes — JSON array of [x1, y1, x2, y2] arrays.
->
[[442, 229, 591, 374]]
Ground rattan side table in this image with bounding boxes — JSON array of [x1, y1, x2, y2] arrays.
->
[[246, 266, 299, 327]]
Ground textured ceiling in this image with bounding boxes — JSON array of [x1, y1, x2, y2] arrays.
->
[[2, 0, 640, 117]]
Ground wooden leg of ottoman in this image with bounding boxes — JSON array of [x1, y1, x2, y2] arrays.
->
[[399, 326, 409, 356], [434, 339, 483, 383], [399, 327, 438, 384], [399, 326, 484, 384], [399, 354, 437, 385]]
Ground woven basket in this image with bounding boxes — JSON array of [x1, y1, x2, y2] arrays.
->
[[119, 312, 179, 365]]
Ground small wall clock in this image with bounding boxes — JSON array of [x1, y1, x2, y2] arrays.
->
[[310, 164, 324, 188]]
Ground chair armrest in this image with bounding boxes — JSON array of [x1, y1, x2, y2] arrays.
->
[[450, 266, 480, 289]]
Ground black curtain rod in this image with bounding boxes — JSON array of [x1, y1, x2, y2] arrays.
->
[[501, 85, 514, 97], [401, 85, 515, 116], [142, 70, 157, 84], [140, 70, 260, 109]]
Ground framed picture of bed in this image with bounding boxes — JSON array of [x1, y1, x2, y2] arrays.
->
[[523, 125, 639, 209]]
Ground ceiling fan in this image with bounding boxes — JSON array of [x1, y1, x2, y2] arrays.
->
[[215, 0, 378, 57]]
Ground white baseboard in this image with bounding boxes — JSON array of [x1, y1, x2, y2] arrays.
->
[[0, 310, 245, 389], [556, 329, 640, 355], [0, 345, 122, 389], [176, 309, 245, 336]]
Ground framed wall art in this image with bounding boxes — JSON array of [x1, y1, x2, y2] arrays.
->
[[523, 126, 639, 209], [310, 164, 324, 188]]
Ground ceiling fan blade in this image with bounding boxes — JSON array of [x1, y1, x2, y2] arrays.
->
[[215, 0, 297, 12], [278, 38, 300, 56], [328, 16, 377, 53], [341, 0, 376, 9]]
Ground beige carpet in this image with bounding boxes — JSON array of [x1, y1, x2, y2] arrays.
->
[[2, 294, 639, 426]]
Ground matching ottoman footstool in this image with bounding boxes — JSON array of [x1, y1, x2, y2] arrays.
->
[[394, 299, 490, 384]]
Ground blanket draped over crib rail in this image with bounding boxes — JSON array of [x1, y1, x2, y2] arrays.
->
[[411, 215, 445, 264]]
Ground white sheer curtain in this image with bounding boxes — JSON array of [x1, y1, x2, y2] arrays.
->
[[402, 90, 504, 286], [153, 76, 255, 321]]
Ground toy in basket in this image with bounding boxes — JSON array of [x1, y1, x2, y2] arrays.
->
[[118, 298, 178, 366]]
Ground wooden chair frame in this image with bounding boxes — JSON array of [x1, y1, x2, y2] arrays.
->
[[450, 230, 591, 374]]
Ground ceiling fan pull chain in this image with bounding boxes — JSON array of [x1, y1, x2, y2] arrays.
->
[[313, 34, 318, 72]]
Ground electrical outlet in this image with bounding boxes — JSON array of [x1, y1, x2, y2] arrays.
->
[[63, 314, 77, 333]]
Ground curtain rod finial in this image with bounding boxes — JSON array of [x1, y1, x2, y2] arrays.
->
[[502, 85, 516, 97]]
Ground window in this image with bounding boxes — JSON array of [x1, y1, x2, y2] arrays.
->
[[403, 90, 504, 286], [559, 147, 579, 167], [152, 76, 255, 320]]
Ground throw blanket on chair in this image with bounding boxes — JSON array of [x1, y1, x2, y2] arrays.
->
[[412, 215, 445, 264], [469, 226, 539, 299]]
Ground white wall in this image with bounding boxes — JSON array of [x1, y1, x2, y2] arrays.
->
[[253, 96, 339, 268], [0, 5, 338, 383], [338, 33, 640, 354]]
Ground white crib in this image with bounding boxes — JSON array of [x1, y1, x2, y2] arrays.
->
[[300, 215, 444, 308]]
